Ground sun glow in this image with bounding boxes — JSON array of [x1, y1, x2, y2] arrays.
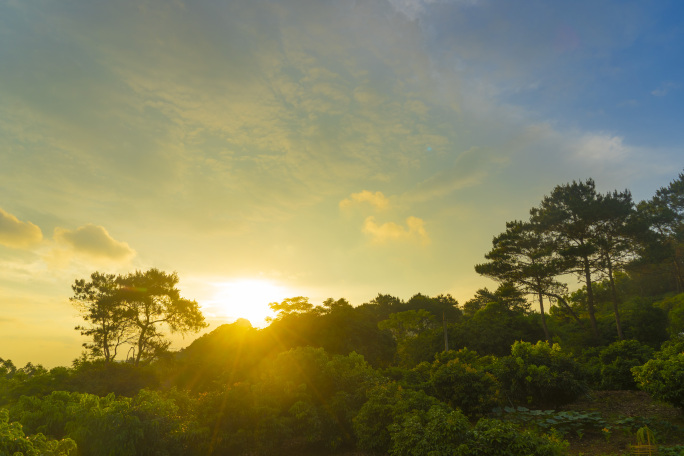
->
[[203, 279, 292, 327]]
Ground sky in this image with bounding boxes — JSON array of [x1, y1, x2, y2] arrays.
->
[[1, 0, 683, 367]]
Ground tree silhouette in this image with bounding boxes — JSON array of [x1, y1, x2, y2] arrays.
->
[[531, 179, 601, 338], [476, 220, 568, 341], [72, 269, 207, 365]]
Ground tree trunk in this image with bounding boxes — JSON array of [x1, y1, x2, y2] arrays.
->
[[673, 254, 683, 293], [135, 326, 146, 365], [102, 316, 111, 362], [606, 256, 624, 340], [543, 292, 584, 328], [538, 292, 551, 342], [583, 256, 600, 338]]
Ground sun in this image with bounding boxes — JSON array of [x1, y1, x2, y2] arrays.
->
[[203, 279, 292, 327]]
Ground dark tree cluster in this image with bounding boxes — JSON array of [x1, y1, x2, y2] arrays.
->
[[476, 173, 684, 345]]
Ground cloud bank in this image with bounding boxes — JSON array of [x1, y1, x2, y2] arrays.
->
[[0, 208, 43, 248]]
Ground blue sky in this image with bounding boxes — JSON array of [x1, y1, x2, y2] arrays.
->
[[0, 0, 682, 366]]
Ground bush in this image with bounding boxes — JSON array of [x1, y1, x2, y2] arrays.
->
[[430, 359, 500, 416], [353, 382, 443, 454], [0, 408, 77, 456], [598, 340, 654, 390], [11, 390, 190, 456], [493, 341, 587, 408], [633, 339, 684, 409], [457, 418, 567, 456], [387, 405, 470, 456]]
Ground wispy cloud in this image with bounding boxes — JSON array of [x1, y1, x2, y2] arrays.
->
[[340, 190, 390, 210], [575, 133, 629, 162], [363, 215, 429, 245], [0, 208, 43, 248], [387, 0, 480, 20], [651, 82, 679, 97]]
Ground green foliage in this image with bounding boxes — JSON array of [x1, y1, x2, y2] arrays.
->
[[457, 418, 568, 456], [597, 340, 654, 390], [379, 309, 438, 342], [451, 301, 544, 357], [0, 361, 73, 406], [72, 269, 207, 365], [0, 409, 77, 456], [660, 446, 684, 456], [71, 272, 129, 362], [10, 389, 191, 456], [267, 296, 313, 321], [620, 297, 669, 347], [387, 405, 470, 456], [69, 360, 160, 397], [654, 293, 684, 337], [430, 358, 500, 417], [633, 339, 684, 409], [192, 347, 380, 455], [353, 382, 443, 454], [475, 219, 568, 340], [494, 341, 587, 408], [170, 319, 265, 392]]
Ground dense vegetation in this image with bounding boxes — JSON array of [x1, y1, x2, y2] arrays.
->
[[2, 172, 684, 455]]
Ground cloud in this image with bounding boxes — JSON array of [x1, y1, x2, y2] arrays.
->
[[617, 99, 638, 108], [387, 0, 480, 20], [574, 133, 629, 162], [339, 190, 390, 210], [0, 208, 43, 248], [363, 215, 429, 245], [651, 82, 679, 97], [54, 224, 135, 261]]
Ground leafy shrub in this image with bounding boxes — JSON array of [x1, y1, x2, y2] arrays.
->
[[0, 408, 77, 456], [353, 382, 443, 453], [654, 293, 684, 337], [493, 341, 587, 408], [660, 445, 684, 456], [11, 390, 190, 456], [430, 359, 500, 416], [194, 347, 380, 455], [457, 418, 568, 456], [598, 340, 654, 390], [387, 405, 470, 456], [633, 339, 684, 409], [10, 390, 81, 438]]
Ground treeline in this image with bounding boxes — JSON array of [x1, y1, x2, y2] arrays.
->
[[1, 172, 684, 455]]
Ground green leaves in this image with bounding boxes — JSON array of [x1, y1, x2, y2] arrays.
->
[[633, 339, 684, 410], [71, 269, 207, 364], [0, 408, 76, 456]]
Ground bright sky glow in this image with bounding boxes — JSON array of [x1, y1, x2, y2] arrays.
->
[[1, 0, 683, 367], [202, 279, 292, 327]]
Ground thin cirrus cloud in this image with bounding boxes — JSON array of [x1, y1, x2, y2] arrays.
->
[[339, 190, 390, 210], [651, 82, 679, 97], [53, 224, 136, 262], [0, 208, 43, 248], [363, 215, 430, 245]]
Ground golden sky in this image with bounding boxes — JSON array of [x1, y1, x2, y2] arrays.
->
[[1, 0, 682, 366]]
